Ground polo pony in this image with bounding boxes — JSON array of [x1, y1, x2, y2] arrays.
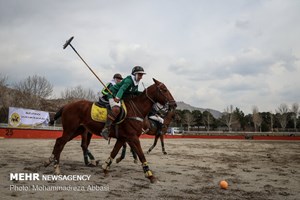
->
[[48, 100, 176, 166], [44, 78, 176, 183], [115, 108, 176, 164]]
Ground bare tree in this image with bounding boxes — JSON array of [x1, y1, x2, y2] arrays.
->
[[222, 105, 238, 132], [0, 74, 10, 122], [252, 106, 262, 132], [276, 103, 289, 130], [61, 85, 97, 102], [290, 103, 299, 131], [183, 111, 194, 132], [202, 111, 213, 132], [269, 111, 274, 132], [0, 74, 8, 107], [13, 75, 53, 109]]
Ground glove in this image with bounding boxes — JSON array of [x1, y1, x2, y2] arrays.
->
[[114, 98, 120, 103]]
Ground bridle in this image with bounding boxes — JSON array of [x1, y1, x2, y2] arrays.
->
[[127, 82, 176, 122], [145, 83, 176, 110]]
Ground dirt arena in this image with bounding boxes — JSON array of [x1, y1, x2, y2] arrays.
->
[[0, 138, 299, 200]]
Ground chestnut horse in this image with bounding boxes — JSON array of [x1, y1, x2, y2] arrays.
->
[[44, 78, 176, 183], [48, 106, 177, 170], [115, 108, 176, 164], [48, 103, 176, 166]]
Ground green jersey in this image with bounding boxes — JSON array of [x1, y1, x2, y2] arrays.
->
[[108, 75, 140, 99]]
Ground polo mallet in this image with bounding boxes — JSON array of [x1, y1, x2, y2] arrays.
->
[[63, 36, 113, 95]]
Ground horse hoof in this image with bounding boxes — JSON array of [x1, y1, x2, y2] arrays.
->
[[149, 176, 157, 183], [163, 151, 168, 155], [103, 170, 109, 177], [44, 160, 51, 167], [54, 164, 61, 175], [87, 163, 96, 167], [147, 151, 150, 154], [89, 160, 97, 166], [133, 159, 138, 164], [44, 162, 49, 167], [116, 158, 121, 163]]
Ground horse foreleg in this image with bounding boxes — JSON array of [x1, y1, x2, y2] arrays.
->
[[127, 137, 156, 183], [116, 143, 127, 163], [147, 135, 159, 154], [160, 135, 167, 155], [82, 132, 96, 166], [102, 139, 125, 172]]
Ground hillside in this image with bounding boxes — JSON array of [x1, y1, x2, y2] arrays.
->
[[176, 101, 222, 119]]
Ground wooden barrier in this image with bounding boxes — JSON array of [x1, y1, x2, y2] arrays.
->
[[0, 127, 300, 140]]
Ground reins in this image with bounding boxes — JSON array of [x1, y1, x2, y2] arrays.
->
[[126, 82, 175, 122], [127, 100, 144, 122]]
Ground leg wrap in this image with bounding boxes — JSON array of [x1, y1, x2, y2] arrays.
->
[[44, 154, 55, 167], [87, 150, 95, 160], [54, 164, 61, 175], [102, 156, 113, 170], [142, 162, 153, 177]]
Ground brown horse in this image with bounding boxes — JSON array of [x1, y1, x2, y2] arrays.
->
[[115, 108, 176, 164], [48, 109, 176, 166], [44, 78, 176, 183], [48, 105, 176, 166]]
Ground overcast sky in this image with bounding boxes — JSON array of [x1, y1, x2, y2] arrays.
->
[[1, 0, 300, 114]]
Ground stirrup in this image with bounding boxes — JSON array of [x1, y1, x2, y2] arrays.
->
[[101, 128, 109, 140]]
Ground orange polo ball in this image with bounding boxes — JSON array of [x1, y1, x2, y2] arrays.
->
[[220, 180, 228, 189]]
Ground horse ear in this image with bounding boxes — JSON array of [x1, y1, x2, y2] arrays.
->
[[153, 78, 160, 84]]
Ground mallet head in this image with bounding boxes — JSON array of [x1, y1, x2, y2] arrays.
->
[[63, 36, 74, 49]]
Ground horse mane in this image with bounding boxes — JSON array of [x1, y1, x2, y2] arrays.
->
[[123, 83, 156, 103]]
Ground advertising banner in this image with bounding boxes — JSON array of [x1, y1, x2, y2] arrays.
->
[[8, 107, 50, 127]]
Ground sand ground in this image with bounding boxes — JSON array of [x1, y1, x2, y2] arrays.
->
[[0, 138, 299, 200]]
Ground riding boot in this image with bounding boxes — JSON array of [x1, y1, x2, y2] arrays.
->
[[101, 117, 114, 140], [101, 107, 120, 140], [157, 122, 163, 136]]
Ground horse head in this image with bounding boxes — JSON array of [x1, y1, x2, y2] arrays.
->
[[150, 78, 177, 109]]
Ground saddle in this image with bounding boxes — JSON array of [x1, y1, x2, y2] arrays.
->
[[142, 118, 160, 135], [91, 98, 127, 124]]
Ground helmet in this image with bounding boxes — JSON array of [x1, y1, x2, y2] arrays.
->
[[113, 73, 123, 80], [131, 66, 146, 75]]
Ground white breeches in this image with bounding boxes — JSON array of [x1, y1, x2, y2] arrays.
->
[[109, 98, 121, 107], [149, 115, 164, 124]]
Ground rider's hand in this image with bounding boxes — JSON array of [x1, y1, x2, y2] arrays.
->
[[114, 98, 120, 103]]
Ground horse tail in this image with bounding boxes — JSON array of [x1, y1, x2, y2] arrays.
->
[[49, 107, 64, 126]]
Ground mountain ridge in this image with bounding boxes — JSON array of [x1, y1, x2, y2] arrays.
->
[[176, 101, 222, 119]]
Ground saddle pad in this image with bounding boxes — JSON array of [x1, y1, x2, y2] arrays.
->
[[91, 103, 107, 122]]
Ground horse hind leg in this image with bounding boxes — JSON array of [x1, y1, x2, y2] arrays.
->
[[81, 131, 96, 166], [160, 135, 167, 155], [44, 154, 55, 167], [147, 135, 159, 154], [116, 143, 127, 163], [45, 130, 75, 175]]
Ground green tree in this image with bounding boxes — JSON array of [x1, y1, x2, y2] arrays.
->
[[202, 111, 214, 131], [192, 110, 202, 130], [234, 107, 246, 131]]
